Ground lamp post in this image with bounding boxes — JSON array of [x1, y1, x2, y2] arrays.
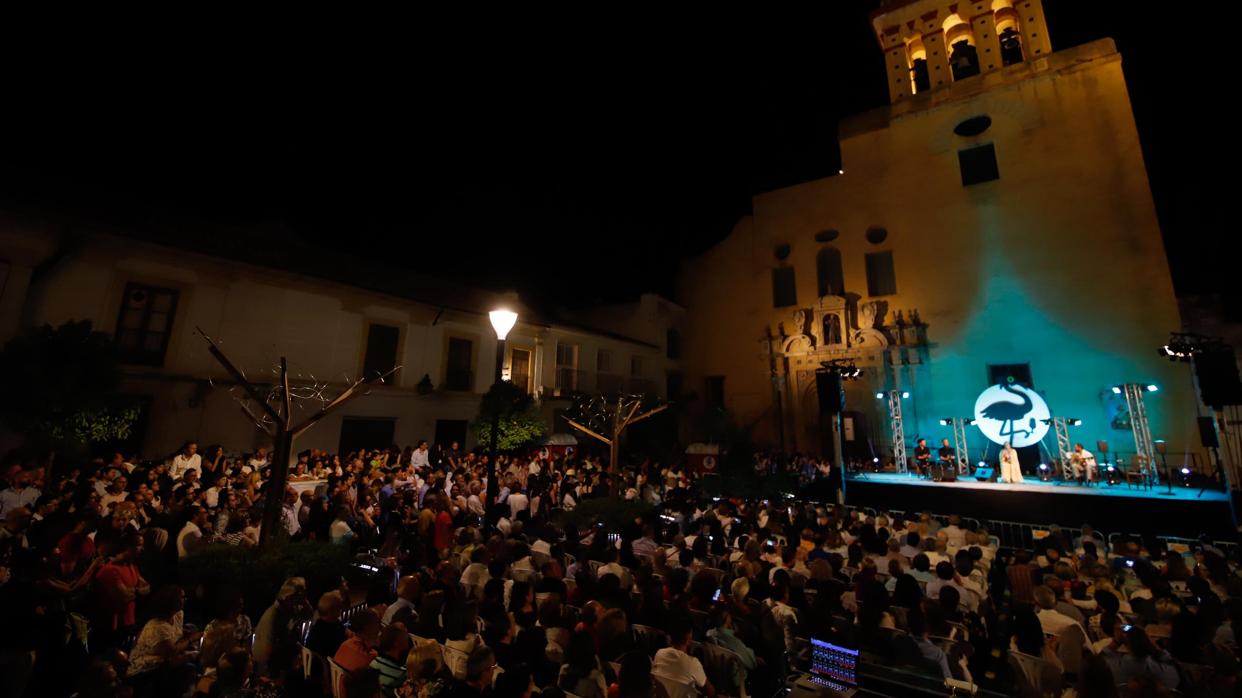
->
[[486, 308, 518, 528]]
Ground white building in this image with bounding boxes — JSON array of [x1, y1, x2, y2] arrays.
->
[[0, 212, 682, 459]]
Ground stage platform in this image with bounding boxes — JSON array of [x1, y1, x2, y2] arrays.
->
[[839, 472, 1238, 539]]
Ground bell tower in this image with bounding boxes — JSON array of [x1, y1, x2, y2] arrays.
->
[[871, 0, 1053, 103]]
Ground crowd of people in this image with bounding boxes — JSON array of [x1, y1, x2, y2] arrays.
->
[[1, 438, 1241, 698]]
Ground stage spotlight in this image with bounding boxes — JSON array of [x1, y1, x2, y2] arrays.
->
[[876, 392, 885, 399], [939, 418, 950, 426], [1038, 463, 1051, 481], [1146, 384, 1159, 392], [964, 419, 975, 425], [1105, 463, 1119, 485], [901, 391, 910, 399], [1069, 418, 1082, 426], [872, 457, 880, 463], [1179, 466, 1193, 487], [1111, 386, 1122, 394]]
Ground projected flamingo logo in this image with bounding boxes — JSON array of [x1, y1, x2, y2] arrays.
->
[[980, 384, 1034, 440], [973, 383, 1051, 448]]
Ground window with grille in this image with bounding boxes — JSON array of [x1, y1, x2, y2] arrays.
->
[[115, 283, 179, 366]]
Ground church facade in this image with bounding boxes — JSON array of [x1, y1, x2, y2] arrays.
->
[[678, 0, 1202, 475]]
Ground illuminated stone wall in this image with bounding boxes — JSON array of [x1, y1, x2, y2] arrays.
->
[[679, 37, 1198, 466]]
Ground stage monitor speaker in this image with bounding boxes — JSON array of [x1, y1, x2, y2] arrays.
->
[[1196, 347, 1242, 409], [941, 469, 958, 482], [1200, 416, 1221, 448], [816, 371, 843, 414], [973, 466, 994, 481]]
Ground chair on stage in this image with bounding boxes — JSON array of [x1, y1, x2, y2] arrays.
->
[[1125, 456, 1153, 490]]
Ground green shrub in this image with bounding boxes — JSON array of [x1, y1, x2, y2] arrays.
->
[[180, 540, 351, 619]]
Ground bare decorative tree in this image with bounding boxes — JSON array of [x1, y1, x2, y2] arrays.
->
[[562, 393, 667, 477], [196, 327, 398, 545]]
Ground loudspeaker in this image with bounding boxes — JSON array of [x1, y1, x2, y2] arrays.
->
[[973, 465, 994, 481], [941, 469, 958, 482], [1196, 347, 1242, 409], [1200, 416, 1221, 448], [815, 371, 843, 414]]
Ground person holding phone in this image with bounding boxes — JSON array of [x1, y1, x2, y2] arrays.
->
[[1100, 621, 1180, 690]]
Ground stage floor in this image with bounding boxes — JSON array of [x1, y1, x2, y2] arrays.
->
[[833, 471, 1238, 538], [845, 472, 1229, 502]]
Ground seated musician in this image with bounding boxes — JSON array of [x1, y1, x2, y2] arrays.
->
[[938, 439, 956, 474], [1069, 443, 1097, 483], [914, 438, 932, 477]]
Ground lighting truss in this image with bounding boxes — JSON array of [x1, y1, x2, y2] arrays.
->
[[937, 417, 974, 475], [885, 389, 908, 473], [1118, 383, 1157, 482]]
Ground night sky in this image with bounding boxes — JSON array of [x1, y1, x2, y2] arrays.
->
[[0, 3, 1232, 312]]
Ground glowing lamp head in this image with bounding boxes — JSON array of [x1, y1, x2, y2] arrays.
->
[[872, 457, 880, 463], [876, 392, 885, 399], [1181, 467, 1191, 475], [1038, 463, 1048, 471], [1112, 386, 1123, 394], [901, 391, 910, 399], [1146, 384, 1159, 392], [489, 309, 519, 340]]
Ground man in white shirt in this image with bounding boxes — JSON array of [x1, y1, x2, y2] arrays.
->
[[248, 447, 270, 471], [652, 618, 715, 697], [410, 441, 430, 469], [1069, 443, 1098, 482], [599, 548, 632, 589], [942, 515, 966, 549], [281, 489, 300, 536], [99, 475, 130, 516], [177, 505, 210, 558], [0, 470, 42, 517], [170, 442, 202, 480], [507, 487, 530, 520], [203, 476, 230, 509], [1034, 585, 1085, 636], [925, 538, 951, 567]]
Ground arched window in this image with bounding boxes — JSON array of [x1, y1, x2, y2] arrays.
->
[[816, 247, 845, 297]]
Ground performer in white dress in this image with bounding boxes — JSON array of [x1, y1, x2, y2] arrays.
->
[[1000, 442, 1024, 483]]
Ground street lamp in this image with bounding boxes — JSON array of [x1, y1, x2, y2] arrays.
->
[[486, 309, 518, 527]]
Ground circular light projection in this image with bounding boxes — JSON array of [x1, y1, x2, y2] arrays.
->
[[973, 383, 1051, 448], [954, 115, 993, 137], [865, 227, 888, 245]]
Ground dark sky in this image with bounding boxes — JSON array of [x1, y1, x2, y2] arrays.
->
[[0, 3, 1233, 311]]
